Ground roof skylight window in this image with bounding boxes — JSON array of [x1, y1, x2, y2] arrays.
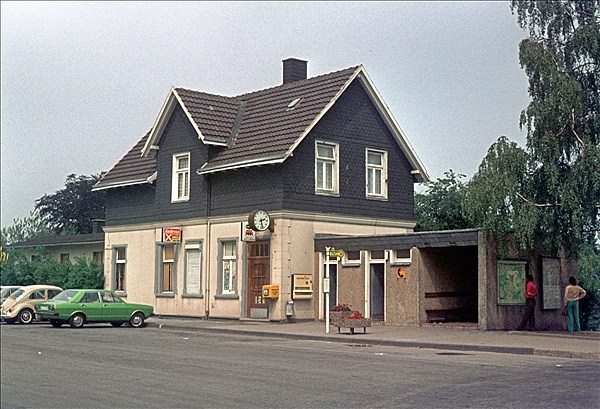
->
[[287, 97, 303, 110]]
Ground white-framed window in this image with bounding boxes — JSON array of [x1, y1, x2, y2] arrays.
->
[[184, 242, 202, 296], [342, 250, 361, 267], [220, 240, 237, 295], [391, 248, 412, 266], [172, 153, 190, 202], [315, 141, 339, 195], [161, 244, 176, 293], [366, 149, 387, 199], [113, 247, 126, 292], [370, 249, 387, 261], [93, 251, 103, 265]]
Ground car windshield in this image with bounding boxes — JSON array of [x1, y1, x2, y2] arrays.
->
[[9, 289, 25, 299], [52, 290, 79, 301], [0, 287, 18, 298]]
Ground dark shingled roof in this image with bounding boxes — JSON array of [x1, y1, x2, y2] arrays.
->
[[7, 233, 105, 249], [94, 64, 428, 191], [93, 131, 156, 190], [200, 66, 358, 172], [314, 229, 480, 252]]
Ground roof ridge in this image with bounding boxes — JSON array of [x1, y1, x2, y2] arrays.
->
[[173, 87, 241, 103], [234, 65, 361, 99]]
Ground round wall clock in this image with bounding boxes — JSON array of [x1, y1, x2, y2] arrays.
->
[[249, 209, 271, 231]]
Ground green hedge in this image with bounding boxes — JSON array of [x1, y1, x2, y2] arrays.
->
[[0, 248, 104, 289]]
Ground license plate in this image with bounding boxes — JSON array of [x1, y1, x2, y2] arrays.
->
[[40, 306, 49, 311]]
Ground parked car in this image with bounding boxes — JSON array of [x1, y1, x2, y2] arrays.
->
[[1, 286, 22, 305], [1, 285, 63, 324], [35, 289, 154, 328]]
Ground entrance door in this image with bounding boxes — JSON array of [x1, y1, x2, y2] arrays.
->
[[247, 241, 270, 319], [370, 264, 385, 321]]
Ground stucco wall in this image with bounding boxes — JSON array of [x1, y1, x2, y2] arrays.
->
[[104, 212, 411, 320], [480, 233, 578, 331]]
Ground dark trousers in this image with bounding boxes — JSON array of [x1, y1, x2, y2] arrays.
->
[[517, 298, 536, 330]]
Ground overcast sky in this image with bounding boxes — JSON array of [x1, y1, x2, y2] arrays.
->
[[1, 1, 531, 228]]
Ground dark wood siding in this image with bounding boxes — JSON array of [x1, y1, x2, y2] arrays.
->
[[282, 80, 415, 220], [105, 80, 416, 225], [208, 166, 283, 216], [105, 105, 210, 226]]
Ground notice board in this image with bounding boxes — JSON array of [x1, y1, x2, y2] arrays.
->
[[497, 260, 526, 305], [542, 258, 562, 309]]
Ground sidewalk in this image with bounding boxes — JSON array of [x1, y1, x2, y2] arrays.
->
[[148, 316, 600, 360]]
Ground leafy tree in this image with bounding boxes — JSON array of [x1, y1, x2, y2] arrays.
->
[[414, 170, 474, 232], [463, 136, 530, 253], [35, 173, 106, 235], [577, 243, 600, 330], [510, 0, 600, 256], [0, 210, 50, 246]]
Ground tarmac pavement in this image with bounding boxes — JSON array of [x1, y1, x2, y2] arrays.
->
[[148, 315, 600, 360]]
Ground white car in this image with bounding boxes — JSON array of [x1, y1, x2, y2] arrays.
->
[[1, 285, 63, 324], [0, 286, 22, 305]]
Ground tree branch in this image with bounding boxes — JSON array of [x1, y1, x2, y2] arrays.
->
[[516, 192, 561, 207], [570, 108, 585, 154]]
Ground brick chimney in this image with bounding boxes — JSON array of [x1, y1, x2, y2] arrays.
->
[[282, 58, 307, 84], [91, 219, 105, 234]]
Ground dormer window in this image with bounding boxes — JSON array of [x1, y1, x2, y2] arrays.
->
[[172, 153, 190, 202]]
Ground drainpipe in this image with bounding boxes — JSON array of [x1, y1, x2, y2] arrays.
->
[[204, 174, 212, 319]]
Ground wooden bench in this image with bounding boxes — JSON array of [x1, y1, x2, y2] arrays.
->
[[424, 291, 477, 323]]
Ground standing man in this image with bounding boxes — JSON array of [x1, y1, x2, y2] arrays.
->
[[517, 274, 538, 331]]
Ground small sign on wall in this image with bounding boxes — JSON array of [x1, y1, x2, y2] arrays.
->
[[241, 222, 256, 242], [162, 227, 181, 243]]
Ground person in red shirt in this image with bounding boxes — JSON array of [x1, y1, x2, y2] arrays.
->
[[517, 274, 538, 331]]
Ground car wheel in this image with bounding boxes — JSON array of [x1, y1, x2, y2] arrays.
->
[[50, 320, 63, 328], [110, 322, 124, 327], [129, 312, 145, 328], [4, 317, 17, 324], [18, 309, 34, 324], [69, 313, 85, 328]]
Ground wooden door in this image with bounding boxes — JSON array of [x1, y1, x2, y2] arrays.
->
[[247, 241, 270, 318]]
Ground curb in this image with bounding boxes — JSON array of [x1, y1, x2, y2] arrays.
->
[[148, 321, 598, 360]]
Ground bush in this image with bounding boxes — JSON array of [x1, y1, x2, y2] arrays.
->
[[0, 248, 104, 290], [578, 244, 600, 331]]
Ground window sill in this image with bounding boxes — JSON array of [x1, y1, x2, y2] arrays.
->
[[366, 195, 388, 201], [155, 293, 176, 298], [391, 261, 411, 267], [214, 294, 239, 300], [182, 294, 203, 299], [315, 191, 340, 197]]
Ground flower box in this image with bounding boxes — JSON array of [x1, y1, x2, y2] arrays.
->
[[336, 317, 372, 334], [331, 310, 373, 334]]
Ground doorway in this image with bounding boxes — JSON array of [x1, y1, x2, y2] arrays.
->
[[247, 240, 270, 319], [370, 263, 384, 321]]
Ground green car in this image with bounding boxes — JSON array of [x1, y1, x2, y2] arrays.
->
[[35, 289, 154, 328]]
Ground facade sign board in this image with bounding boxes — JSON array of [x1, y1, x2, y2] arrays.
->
[[162, 227, 181, 243]]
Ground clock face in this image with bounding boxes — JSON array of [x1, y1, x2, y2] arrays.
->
[[252, 210, 270, 231]]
